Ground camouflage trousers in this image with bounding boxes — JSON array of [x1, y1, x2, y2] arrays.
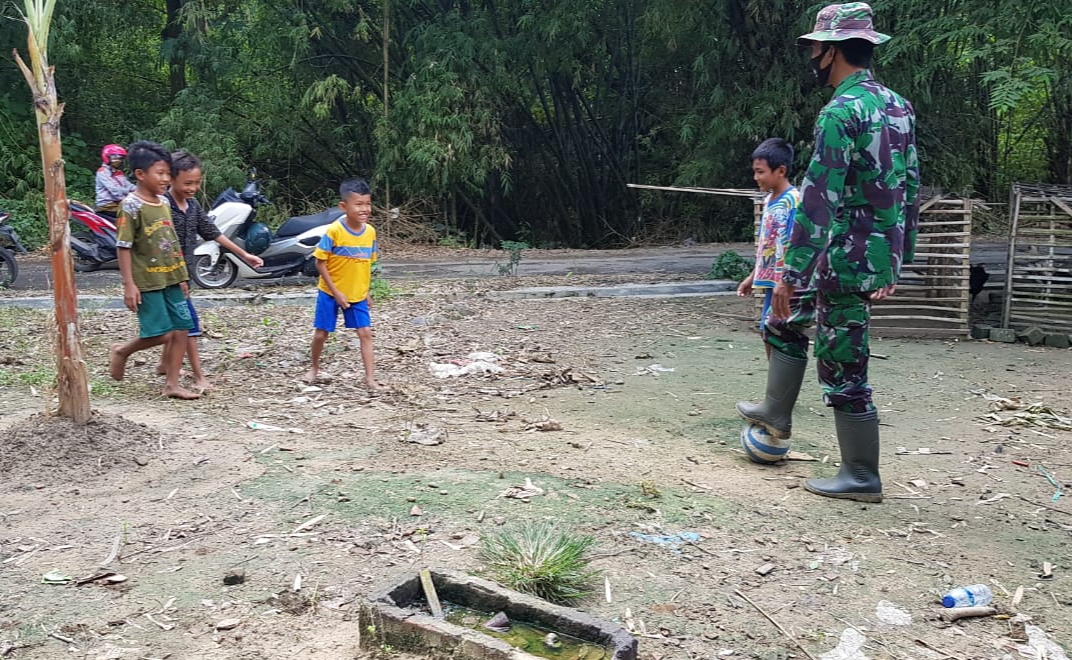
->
[[763, 290, 875, 414]]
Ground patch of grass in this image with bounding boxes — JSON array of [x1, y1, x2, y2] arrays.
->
[[478, 523, 600, 604], [370, 277, 394, 302], [0, 366, 55, 387], [88, 377, 123, 397]]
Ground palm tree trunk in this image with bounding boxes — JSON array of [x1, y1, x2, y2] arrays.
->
[[13, 3, 92, 424]]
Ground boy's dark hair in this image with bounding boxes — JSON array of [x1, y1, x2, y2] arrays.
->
[[170, 150, 202, 177], [835, 39, 874, 69], [339, 177, 372, 199], [127, 141, 172, 173], [752, 138, 794, 176]]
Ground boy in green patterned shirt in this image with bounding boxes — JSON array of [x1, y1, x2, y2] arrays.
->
[[108, 141, 201, 400]]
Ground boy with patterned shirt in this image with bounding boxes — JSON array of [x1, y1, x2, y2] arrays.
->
[[736, 138, 816, 447], [108, 141, 200, 400], [737, 138, 808, 360], [304, 178, 382, 390]]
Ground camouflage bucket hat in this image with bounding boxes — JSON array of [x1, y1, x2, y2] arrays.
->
[[796, 2, 891, 46]]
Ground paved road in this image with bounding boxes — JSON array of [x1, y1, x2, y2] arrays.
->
[[4, 241, 1009, 292], [4, 244, 750, 291]]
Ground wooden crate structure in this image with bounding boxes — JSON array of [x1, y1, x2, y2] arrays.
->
[[751, 195, 973, 337], [1001, 183, 1072, 333], [871, 196, 972, 337]]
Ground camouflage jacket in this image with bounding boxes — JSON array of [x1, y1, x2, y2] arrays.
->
[[783, 70, 919, 293]]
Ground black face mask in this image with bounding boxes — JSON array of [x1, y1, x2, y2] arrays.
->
[[808, 46, 833, 89]]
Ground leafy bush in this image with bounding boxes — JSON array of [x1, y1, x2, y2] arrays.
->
[[497, 240, 529, 276], [0, 193, 48, 251], [705, 250, 753, 281], [479, 523, 599, 604]]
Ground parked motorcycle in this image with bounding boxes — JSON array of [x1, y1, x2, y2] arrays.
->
[[190, 175, 343, 289], [0, 209, 27, 287], [68, 200, 119, 272]]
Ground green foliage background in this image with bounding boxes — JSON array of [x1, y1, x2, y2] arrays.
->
[[1, 0, 1070, 249]]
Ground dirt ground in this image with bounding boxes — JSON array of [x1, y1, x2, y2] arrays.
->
[[1, 281, 1071, 660]]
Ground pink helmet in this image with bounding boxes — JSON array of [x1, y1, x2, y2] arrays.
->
[[101, 144, 127, 162]]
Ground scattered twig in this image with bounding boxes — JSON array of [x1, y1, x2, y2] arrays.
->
[[143, 612, 174, 631], [734, 589, 818, 660], [100, 530, 122, 567], [682, 479, 713, 490], [1018, 495, 1072, 517], [48, 632, 74, 645], [914, 638, 965, 660], [685, 540, 717, 557], [292, 514, 326, 535]]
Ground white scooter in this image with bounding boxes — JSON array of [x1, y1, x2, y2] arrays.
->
[[190, 173, 343, 289]]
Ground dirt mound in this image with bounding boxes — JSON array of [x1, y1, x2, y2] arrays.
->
[[0, 411, 161, 483]]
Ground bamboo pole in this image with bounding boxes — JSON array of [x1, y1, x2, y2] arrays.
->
[[13, 0, 91, 423]]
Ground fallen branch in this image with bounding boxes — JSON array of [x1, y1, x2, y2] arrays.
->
[[939, 606, 996, 622], [734, 589, 818, 660], [1018, 495, 1072, 517]]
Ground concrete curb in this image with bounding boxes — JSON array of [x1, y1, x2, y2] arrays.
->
[[486, 280, 737, 300], [0, 280, 739, 310]]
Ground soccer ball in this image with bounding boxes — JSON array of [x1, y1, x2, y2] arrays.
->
[[740, 422, 791, 465]]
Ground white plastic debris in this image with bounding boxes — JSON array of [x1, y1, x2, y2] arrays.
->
[[429, 352, 504, 378], [875, 600, 912, 626], [1017, 625, 1069, 660], [819, 628, 869, 660]]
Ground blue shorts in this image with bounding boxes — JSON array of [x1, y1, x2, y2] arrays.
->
[[314, 290, 370, 332], [760, 288, 774, 330], [186, 297, 202, 338]]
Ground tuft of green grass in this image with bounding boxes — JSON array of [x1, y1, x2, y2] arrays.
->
[[478, 523, 600, 604]]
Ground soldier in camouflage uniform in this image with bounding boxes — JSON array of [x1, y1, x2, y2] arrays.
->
[[744, 2, 920, 503]]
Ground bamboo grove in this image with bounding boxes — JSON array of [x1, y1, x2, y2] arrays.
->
[[1, 0, 1070, 248]]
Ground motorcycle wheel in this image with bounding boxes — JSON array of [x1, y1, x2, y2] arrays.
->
[[191, 254, 239, 289], [0, 248, 16, 288], [71, 232, 101, 272]]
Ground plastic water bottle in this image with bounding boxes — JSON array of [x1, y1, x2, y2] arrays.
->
[[942, 584, 993, 608]]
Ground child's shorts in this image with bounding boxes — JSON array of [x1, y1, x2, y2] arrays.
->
[[186, 297, 202, 338], [138, 284, 194, 338], [314, 290, 370, 332]]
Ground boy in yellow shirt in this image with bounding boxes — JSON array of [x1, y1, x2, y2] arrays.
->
[[304, 178, 381, 389]]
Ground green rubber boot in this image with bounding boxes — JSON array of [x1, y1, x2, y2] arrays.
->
[[804, 409, 883, 503], [735, 350, 807, 440]]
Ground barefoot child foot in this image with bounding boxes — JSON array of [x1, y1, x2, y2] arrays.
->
[[109, 343, 128, 381], [163, 384, 201, 400]]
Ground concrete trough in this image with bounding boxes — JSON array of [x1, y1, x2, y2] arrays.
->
[[359, 569, 637, 660]]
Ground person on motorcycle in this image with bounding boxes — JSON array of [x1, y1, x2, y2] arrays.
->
[[95, 144, 136, 216]]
